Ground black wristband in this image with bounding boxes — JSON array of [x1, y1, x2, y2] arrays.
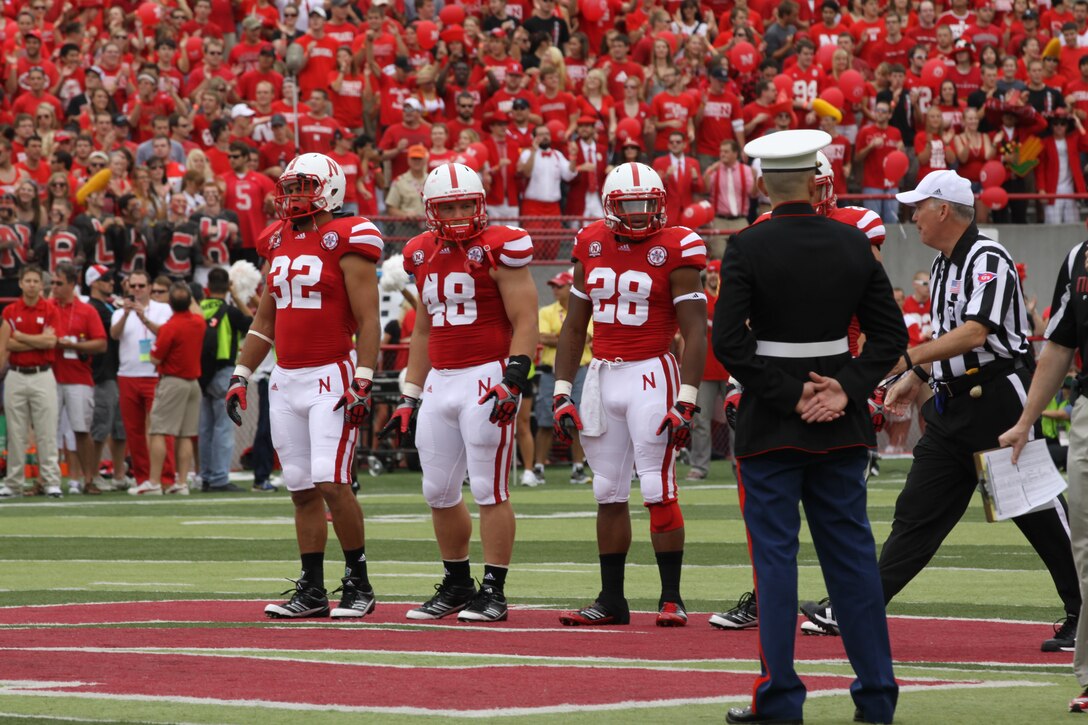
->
[[502, 354, 532, 391], [912, 365, 928, 383], [902, 350, 913, 372]]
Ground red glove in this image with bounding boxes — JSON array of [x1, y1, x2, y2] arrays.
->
[[869, 386, 886, 433], [656, 401, 700, 450], [334, 378, 373, 427], [225, 375, 248, 427], [478, 355, 531, 426], [552, 393, 583, 443], [724, 384, 742, 431], [379, 394, 420, 446]]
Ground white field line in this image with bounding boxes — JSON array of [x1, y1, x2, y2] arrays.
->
[[0, 680, 1045, 718], [0, 711, 207, 725]]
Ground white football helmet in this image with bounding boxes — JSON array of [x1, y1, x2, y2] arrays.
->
[[815, 150, 836, 217], [274, 152, 347, 220], [602, 162, 666, 239], [422, 162, 488, 242]]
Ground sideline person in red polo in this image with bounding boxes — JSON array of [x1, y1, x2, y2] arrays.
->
[[111, 269, 176, 495], [144, 283, 206, 496], [51, 262, 107, 495], [0, 265, 61, 499]]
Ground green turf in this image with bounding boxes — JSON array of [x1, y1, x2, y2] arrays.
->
[[0, 457, 1080, 723]]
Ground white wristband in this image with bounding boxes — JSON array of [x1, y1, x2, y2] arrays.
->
[[678, 384, 698, 404], [402, 382, 423, 399], [232, 364, 253, 379], [355, 366, 374, 381], [247, 329, 273, 345], [554, 379, 573, 396]]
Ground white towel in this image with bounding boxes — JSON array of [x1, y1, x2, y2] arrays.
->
[[579, 359, 607, 437]]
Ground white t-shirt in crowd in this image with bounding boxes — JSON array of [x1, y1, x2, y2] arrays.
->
[[111, 300, 173, 378]]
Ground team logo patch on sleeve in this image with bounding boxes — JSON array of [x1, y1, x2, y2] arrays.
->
[[321, 232, 339, 250], [976, 272, 997, 285], [466, 245, 484, 264], [647, 245, 668, 266], [588, 241, 602, 257], [412, 249, 425, 266], [268, 231, 282, 250]]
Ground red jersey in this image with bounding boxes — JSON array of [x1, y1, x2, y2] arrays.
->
[[573, 221, 707, 361], [3, 296, 58, 367], [786, 64, 822, 109], [856, 124, 903, 189], [822, 134, 852, 197], [704, 291, 729, 381], [256, 215, 384, 368], [402, 224, 533, 369], [295, 34, 339, 96], [151, 311, 205, 380], [902, 294, 932, 347], [650, 90, 698, 152], [297, 115, 343, 155], [696, 90, 743, 156], [52, 297, 106, 386], [224, 171, 274, 249], [830, 205, 886, 247], [538, 91, 578, 126]]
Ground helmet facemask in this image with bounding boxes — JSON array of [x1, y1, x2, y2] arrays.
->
[[425, 193, 488, 243], [274, 173, 330, 221], [604, 189, 667, 239], [814, 174, 836, 216]]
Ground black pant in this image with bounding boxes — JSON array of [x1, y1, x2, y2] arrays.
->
[[252, 378, 275, 485], [878, 369, 1081, 615]]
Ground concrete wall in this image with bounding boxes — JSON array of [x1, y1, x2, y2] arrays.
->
[[530, 223, 1088, 309]]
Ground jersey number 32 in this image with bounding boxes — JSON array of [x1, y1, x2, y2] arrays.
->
[[586, 268, 651, 326], [269, 255, 323, 309]]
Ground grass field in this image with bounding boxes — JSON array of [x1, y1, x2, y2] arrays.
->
[[0, 457, 1079, 724]]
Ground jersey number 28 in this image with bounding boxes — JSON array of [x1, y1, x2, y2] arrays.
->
[[586, 268, 651, 326]]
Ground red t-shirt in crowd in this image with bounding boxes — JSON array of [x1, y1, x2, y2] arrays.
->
[[52, 297, 106, 386], [151, 310, 206, 380], [224, 171, 274, 249], [3, 296, 58, 368], [856, 124, 903, 189]]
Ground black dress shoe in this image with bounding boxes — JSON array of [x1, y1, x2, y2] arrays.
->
[[726, 706, 802, 724], [854, 707, 892, 724]]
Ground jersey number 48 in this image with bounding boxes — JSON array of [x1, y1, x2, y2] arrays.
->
[[423, 272, 477, 326], [586, 268, 651, 326]]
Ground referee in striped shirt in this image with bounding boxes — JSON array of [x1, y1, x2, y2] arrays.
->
[[801, 170, 1080, 651]]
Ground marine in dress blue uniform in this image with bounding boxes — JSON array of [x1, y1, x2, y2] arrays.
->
[[714, 130, 903, 725]]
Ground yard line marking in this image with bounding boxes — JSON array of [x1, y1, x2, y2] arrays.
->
[[0, 712, 207, 725], [88, 582, 194, 587], [0, 680, 1044, 718]]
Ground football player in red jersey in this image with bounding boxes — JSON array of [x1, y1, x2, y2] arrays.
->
[[225, 152, 385, 620], [378, 163, 539, 622], [552, 162, 709, 627], [709, 152, 889, 632], [381, 162, 539, 623]]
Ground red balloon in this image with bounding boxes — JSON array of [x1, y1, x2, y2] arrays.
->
[[580, 0, 606, 22], [839, 69, 865, 103], [546, 119, 567, 145], [137, 2, 161, 27], [773, 73, 793, 98], [616, 117, 642, 143], [468, 142, 490, 167], [184, 36, 203, 62], [980, 185, 1009, 210], [681, 201, 715, 228], [729, 41, 758, 74], [438, 4, 465, 25], [921, 58, 947, 89], [979, 160, 1006, 188], [819, 86, 845, 110], [816, 43, 837, 69], [415, 20, 438, 51], [883, 150, 909, 184]]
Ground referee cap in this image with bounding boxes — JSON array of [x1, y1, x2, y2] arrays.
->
[[743, 129, 831, 173], [895, 169, 974, 207]]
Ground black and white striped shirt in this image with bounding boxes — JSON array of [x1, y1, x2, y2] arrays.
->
[[928, 224, 1031, 381]]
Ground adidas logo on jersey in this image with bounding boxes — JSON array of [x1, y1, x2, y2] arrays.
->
[[271, 383, 279, 391]]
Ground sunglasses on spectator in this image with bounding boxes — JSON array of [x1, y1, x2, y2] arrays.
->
[[285, 11, 298, 17], [206, 50, 223, 56], [228, 153, 244, 159], [89, 162, 105, 168], [129, 283, 147, 289], [151, 287, 168, 294], [50, 181, 67, 187]]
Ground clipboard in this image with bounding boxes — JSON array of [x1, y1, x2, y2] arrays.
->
[[974, 439, 1068, 522]]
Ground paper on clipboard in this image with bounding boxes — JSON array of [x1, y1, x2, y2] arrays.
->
[[975, 439, 1068, 521]]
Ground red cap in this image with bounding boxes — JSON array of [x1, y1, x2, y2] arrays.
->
[[576, 115, 597, 125], [706, 259, 721, 273], [507, 61, 523, 75], [547, 270, 574, 286], [490, 28, 506, 38]]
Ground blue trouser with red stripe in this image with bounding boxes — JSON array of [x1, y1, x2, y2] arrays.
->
[[738, 448, 897, 722]]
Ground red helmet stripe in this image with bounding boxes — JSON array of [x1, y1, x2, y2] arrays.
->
[[630, 162, 640, 185], [448, 163, 459, 187]]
